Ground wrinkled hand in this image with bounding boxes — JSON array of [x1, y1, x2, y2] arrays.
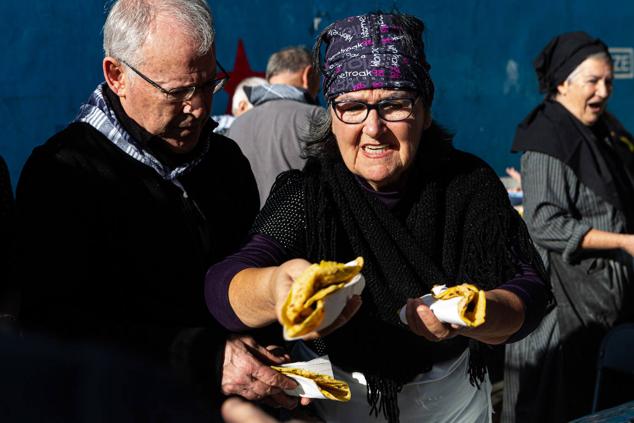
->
[[271, 259, 363, 341], [222, 334, 309, 409], [404, 298, 465, 342]]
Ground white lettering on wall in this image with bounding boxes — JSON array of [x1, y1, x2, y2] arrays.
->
[[609, 47, 633, 79]]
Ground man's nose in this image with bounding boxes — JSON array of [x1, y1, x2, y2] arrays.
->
[[184, 90, 213, 117]]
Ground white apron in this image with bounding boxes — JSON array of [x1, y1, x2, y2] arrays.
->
[[293, 342, 492, 423]]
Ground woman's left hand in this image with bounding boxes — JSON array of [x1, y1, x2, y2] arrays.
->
[[405, 290, 525, 344], [404, 298, 465, 341]]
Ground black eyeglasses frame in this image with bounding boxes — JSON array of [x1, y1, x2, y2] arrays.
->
[[330, 96, 420, 124], [121, 59, 229, 102]]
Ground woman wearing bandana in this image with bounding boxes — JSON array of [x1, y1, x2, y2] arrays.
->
[[505, 32, 634, 422], [206, 13, 550, 422]]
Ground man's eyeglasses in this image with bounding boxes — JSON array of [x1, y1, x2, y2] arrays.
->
[[122, 60, 229, 103], [331, 97, 420, 124]]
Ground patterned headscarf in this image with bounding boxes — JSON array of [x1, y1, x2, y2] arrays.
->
[[316, 13, 435, 107]]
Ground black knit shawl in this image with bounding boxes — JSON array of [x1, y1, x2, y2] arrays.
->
[[299, 123, 545, 422]]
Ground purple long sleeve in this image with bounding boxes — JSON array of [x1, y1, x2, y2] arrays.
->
[[497, 259, 549, 343], [204, 234, 289, 331]]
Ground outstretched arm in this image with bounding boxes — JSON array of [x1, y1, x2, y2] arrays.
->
[[228, 258, 362, 340], [206, 234, 362, 339], [228, 259, 310, 328]]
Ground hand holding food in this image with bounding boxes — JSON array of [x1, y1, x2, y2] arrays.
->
[[280, 257, 364, 339], [399, 283, 486, 328]]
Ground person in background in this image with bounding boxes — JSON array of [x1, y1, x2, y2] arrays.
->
[[232, 76, 268, 117], [227, 46, 324, 206], [222, 397, 279, 423], [501, 166, 524, 215], [0, 155, 17, 334], [505, 166, 522, 191], [0, 332, 214, 422], [15, 0, 303, 417], [505, 31, 634, 422], [211, 76, 267, 135], [205, 12, 551, 423]]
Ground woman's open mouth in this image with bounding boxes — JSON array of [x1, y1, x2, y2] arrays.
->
[[587, 101, 603, 113], [362, 144, 391, 156]]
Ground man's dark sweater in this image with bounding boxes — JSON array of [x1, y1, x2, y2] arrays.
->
[[15, 91, 259, 409]]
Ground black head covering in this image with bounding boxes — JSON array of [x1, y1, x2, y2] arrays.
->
[[534, 31, 610, 93]]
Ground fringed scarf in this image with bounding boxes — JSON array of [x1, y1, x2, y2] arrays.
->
[[298, 123, 545, 422]]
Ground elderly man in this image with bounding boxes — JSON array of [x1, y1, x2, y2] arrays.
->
[[231, 76, 268, 117], [211, 76, 266, 135], [228, 46, 324, 206], [16, 0, 300, 415]]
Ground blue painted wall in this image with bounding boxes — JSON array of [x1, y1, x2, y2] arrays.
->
[[1, 0, 633, 187]]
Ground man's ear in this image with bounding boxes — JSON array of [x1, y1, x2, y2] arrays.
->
[[300, 65, 312, 90], [302, 65, 320, 99], [103, 57, 127, 96], [235, 100, 251, 117]]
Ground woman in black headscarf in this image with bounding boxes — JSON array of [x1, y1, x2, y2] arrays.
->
[[505, 32, 634, 422], [206, 12, 551, 423]]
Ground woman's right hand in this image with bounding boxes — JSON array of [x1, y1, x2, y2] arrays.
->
[[270, 258, 362, 340], [269, 258, 312, 317]]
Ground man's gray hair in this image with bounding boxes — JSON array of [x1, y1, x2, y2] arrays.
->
[[103, 0, 215, 66], [231, 77, 267, 115], [265, 46, 312, 80]]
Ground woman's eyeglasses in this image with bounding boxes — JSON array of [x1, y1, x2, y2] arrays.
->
[[331, 97, 419, 124], [122, 60, 229, 103]]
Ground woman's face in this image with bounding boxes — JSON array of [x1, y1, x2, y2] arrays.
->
[[555, 57, 613, 126], [331, 89, 430, 191]]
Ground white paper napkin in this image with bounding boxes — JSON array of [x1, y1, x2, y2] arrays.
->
[[275, 356, 335, 399], [398, 284, 468, 327], [284, 272, 365, 341]]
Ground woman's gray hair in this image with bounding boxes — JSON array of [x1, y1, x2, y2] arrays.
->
[[566, 52, 613, 84], [301, 108, 337, 159], [103, 0, 215, 66]]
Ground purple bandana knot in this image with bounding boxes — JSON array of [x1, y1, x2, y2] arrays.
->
[[319, 13, 434, 106]]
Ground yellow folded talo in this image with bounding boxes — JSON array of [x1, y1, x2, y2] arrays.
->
[[280, 257, 364, 338], [272, 366, 351, 402], [433, 284, 486, 327]]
